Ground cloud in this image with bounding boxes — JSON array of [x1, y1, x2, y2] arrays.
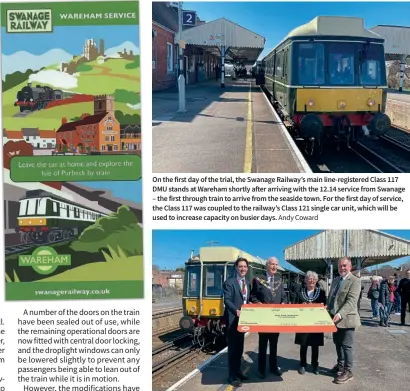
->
[[28, 70, 78, 89]]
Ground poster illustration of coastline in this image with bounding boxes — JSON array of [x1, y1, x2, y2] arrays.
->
[[1, 1, 142, 300]]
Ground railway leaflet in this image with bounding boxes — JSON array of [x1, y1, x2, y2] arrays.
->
[[1, 1, 142, 300]]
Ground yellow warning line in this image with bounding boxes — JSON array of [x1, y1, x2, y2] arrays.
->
[[223, 355, 252, 391], [243, 82, 253, 173]]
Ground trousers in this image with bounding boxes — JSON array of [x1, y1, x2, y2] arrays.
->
[[258, 333, 279, 373], [332, 328, 354, 370], [227, 321, 245, 380], [300, 344, 319, 367]]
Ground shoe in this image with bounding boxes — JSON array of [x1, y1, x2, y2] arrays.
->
[[257, 371, 266, 379], [271, 367, 283, 376], [228, 378, 242, 387], [401, 322, 406, 326], [335, 370, 353, 384], [298, 366, 305, 375], [328, 364, 344, 376], [312, 367, 319, 375], [379, 322, 387, 327], [237, 373, 248, 381]]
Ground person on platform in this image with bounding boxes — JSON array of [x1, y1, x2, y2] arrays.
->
[[294, 271, 326, 375], [223, 257, 251, 387], [327, 257, 361, 384], [289, 276, 302, 304], [397, 269, 410, 326], [250, 257, 287, 378], [378, 275, 396, 327], [367, 276, 380, 320]]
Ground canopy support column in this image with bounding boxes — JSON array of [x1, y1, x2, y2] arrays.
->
[[399, 54, 407, 92], [221, 45, 225, 88]]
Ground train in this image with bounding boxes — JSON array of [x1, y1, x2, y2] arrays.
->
[[257, 16, 391, 154], [179, 246, 304, 346], [16, 190, 108, 244], [14, 82, 68, 112]]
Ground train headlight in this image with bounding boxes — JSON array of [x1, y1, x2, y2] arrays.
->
[[210, 308, 217, 315], [367, 98, 375, 107], [190, 306, 196, 313], [28, 220, 32, 224], [338, 100, 346, 109], [19, 220, 23, 225], [39, 220, 43, 223], [30, 98, 33, 102], [308, 99, 315, 107]]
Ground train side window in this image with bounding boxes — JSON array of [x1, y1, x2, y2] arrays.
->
[[74, 207, 80, 218], [52, 201, 58, 213], [283, 51, 288, 78], [275, 51, 283, 77]]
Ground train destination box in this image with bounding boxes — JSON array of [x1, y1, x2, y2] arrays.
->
[[1, 1, 142, 301], [238, 304, 337, 333]]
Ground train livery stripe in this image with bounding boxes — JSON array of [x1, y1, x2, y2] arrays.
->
[[264, 76, 387, 89], [243, 82, 253, 173]]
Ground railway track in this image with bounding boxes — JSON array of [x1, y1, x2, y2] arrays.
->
[[152, 307, 182, 319], [153, 333, 191, 356], [152, 342, 211, 382], [5, 238, 72, 256]]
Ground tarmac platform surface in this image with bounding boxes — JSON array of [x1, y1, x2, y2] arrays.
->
[[171, 299, 410, 391], [152, 80, 310, 174]]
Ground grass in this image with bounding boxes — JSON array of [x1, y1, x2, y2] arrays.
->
[[2, 57, 140, 130], [38, 253, 143, 282], [5, 270, 20, 282]]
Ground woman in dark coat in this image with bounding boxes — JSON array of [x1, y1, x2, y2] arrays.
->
[[294, 271, 327, 375]]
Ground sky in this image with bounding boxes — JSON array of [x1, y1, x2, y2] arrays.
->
[[183, 1, 410, 59], [152, 229, 410, 271], [81, 180, 142, 203], [1, 25, 139, 55]]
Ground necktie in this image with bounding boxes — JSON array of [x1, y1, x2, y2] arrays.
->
[[329, 278, 343, 314], [269, 277, 274, 288], [241, 279, 246, 294]]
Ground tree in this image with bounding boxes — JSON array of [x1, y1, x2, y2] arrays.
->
[[3, 140, 62, 190], [3, 140, 34, 169]]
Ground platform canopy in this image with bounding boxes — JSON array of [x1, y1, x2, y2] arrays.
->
[[370, 25, 410, 56], [284, 230, 410, 275], [181, 17, 265, 64]]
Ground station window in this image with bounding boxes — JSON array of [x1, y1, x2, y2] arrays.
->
[[167, 43, 173, 73]]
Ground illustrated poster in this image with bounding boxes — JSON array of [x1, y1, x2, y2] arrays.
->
[[1, 1, 142, 300]]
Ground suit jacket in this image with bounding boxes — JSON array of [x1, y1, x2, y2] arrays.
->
[[223, 276, 251, 328], [329, 273, 361, 329], [250, 274, 287, 304]]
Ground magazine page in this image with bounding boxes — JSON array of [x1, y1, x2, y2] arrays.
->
[[151, 2, 410, 391], [0, 0, 147, 390]]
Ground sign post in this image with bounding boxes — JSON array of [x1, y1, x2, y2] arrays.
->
[[177, 3, 186, 113]]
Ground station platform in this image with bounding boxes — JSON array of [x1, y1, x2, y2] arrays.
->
[[169, 299, 409, 391], [152, 80, 310, 173]]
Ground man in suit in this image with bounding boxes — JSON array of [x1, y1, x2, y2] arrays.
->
[[223, 257, 251, 387], [327, 257, 361, 384], [250, 257, 287, 378]]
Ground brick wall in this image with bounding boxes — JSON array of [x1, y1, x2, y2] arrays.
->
[[152, 23, 177, 91]]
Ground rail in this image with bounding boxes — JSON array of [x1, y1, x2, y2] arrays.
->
[[152, 307, 182, 320]]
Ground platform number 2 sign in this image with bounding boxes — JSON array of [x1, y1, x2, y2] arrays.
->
[[182, 11, 197, 26]]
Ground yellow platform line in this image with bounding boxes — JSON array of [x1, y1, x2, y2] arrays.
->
[[243, 82, 253, 173]]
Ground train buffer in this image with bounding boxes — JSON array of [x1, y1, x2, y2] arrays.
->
[[165, 299, 409, 391], [152, 79, 311, 174]]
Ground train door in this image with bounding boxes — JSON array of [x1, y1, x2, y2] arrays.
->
[[283, 49, 288, 109], [275, 50, 285, 105]]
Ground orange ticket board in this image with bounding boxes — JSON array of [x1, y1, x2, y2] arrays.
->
[[237, 304, 337, 333]]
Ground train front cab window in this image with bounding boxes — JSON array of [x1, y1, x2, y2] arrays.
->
[[18, 198, 47, 216], [205, 265, 224, 297], [296, 43, 325, 85], [329, 43, 355, 85], [359, 44, 385, 85], [186, 265, 201, 297]]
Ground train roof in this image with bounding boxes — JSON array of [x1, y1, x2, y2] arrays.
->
[[188, 246, 286, 271], [265, 16, 383, 59]]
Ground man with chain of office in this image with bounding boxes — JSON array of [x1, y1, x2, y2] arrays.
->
[[250, 257, 287, 379], [327, 256, 361, 384]]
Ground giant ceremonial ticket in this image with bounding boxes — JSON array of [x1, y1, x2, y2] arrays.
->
[[1, 1, 142, 300], [238, 304, 337, 333]]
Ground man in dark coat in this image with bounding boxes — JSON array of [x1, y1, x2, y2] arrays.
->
[[397, 269, 410, 325], [250, 257, 287, 378], [223, 257, 251, 387]]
